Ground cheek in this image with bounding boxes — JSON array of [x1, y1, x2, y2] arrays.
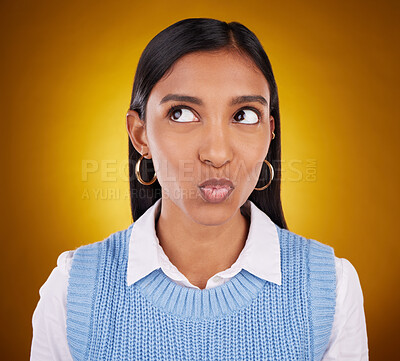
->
[[234, 139, 269, 182], [252, 159, 265, 181], [146, 124, 171, 174], [150, 137, 196, 190], [151, 147, 178, 186], [148, 126, 199, 185], [234, 158, 264, 186]]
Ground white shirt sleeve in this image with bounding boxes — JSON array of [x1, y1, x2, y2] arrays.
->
[[321, 257, 369, 360], [30, 250, 74, 361]]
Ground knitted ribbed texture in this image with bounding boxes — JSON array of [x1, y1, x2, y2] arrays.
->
[[67, 223, 336, 361]]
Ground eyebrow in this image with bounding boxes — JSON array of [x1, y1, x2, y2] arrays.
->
[[159, 94, 268, 107]]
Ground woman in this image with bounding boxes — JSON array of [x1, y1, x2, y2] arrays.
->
[[31, 18, 369, 360]]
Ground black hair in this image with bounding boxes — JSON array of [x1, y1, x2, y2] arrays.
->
[[128, 17, 288, 230]]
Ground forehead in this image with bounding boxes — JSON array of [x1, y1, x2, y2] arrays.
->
[[149, 50, 270, 103]]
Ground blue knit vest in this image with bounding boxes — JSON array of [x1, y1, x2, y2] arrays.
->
[[66, 223, 336, 361]]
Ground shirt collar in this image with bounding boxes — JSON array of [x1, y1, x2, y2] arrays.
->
[[127, 198, 282, 287]]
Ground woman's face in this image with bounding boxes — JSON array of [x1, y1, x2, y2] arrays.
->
[[127, 49, 274, 225]]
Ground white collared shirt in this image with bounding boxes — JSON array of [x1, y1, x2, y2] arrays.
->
[[30, 199, 369, 360]]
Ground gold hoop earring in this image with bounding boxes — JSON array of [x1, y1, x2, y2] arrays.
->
[[254, 159, 274, 191], [135, 153, 157, 185], [272, 131, 275, 140]]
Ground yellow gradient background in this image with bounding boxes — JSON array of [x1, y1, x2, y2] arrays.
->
[[1, 0, 398, 359]]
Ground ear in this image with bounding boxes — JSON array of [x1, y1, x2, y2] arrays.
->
[[126, 109, 151, 158], [269, 115, 275, 136]]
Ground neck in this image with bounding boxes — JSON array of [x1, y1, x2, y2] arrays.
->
[[155, 197, 250, 289]]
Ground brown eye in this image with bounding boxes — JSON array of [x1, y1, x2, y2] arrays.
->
[[233, 109, 260, 124], [171, 109, 182, 120], [169, 107, 197, 122]]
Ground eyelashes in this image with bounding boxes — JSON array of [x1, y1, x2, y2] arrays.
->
[[167, 104, 198, 122], [166, 103, 264, 124], [235, 107, 263, 122]]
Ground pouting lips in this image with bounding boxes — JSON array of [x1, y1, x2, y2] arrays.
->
[[198, 184, 234, 203], [198, 177, 235, 189]]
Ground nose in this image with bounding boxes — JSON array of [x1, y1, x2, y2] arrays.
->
[[198, 122, 233, 168]]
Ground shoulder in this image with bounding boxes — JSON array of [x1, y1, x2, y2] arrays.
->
[[37, 224, 134, 297], [333, 256, 365, 304], [277, 227, 362, 283], [67, 224, 134, 270], [279, 226, 366, 315], [278, 228, 337, 360], [31, 250, 76, 360], [275, 226, 368, 358], [36, 250, 75, 299], [34, 222, 134, 302], [67, 224, 134, 293], [275, 226, 336, 286], [33, 249, 75, 307], [276, 225, 335, 258], [56, 250, 75, 276], [322, 257, 369, 359], [72, 224, 134, 255]]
